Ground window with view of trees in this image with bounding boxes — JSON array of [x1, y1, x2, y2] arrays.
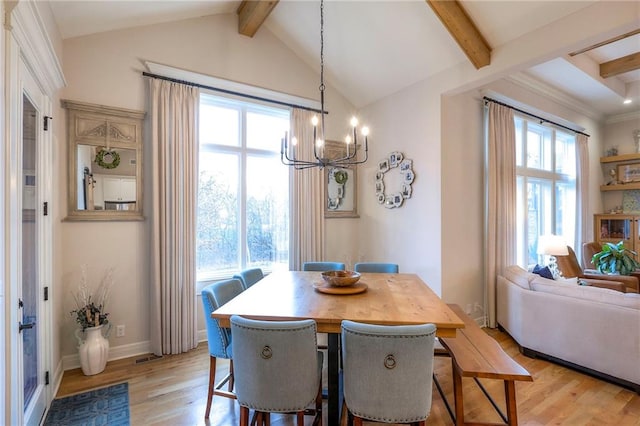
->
[[514, 115, 576, 268], [197, 94, 290, 281]]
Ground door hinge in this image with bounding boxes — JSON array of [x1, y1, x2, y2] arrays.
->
[[43, 201, 48, 216], [45, 371, 50, 385], [44, 286, 49, 301], [43, 116, 52, 131]]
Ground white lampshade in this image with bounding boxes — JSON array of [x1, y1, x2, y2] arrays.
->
[[537, 235, 569, 256]]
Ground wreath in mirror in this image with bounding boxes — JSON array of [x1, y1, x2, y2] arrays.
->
[[95, 147, 120, 169], [375, 151, 415, 209], [327, 168, 349, 210]]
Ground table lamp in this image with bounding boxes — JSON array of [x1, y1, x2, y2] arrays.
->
[[537, 235, 569, 279]]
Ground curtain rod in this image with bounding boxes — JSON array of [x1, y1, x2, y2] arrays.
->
[[142, 71, 325, 114], [483, 96, 590, 138]]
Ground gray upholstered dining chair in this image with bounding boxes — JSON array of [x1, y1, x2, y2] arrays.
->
[[230, 315, 323, 426], [341, 320, 437, 425], [233, 267, 264, 290], [354, 262, 399, 273], [201, 278, 245, 419], [302, 261, 346, 271]]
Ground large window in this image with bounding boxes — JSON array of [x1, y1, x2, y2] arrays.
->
[[515, 116, 576, 267], [197, 94, 290, 281]]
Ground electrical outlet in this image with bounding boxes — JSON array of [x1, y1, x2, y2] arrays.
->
[[116, 325, 125, 337]]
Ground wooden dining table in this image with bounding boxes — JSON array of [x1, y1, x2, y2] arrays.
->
[[212, 270, 465, 425]]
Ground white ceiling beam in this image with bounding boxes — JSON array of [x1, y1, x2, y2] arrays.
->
[[425, 0, 491, 69], [565, 54, 626, 98], [237, 0, 279, 38]]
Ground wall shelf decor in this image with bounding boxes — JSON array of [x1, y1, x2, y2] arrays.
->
[[375, 151, 414, 209]]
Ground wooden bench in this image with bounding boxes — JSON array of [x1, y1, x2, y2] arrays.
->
[[434, 304, 533, 426]]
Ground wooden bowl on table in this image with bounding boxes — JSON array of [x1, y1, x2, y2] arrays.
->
[[321, 270, 361, 287]]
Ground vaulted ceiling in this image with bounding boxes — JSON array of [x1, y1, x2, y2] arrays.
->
[[49, 0, 640, 118]]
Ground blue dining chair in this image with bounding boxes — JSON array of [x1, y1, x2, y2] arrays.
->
[[231, 315, 323, 426], [341, 320, 436, 425], [354, 262, 399, 273], [233, 267, 264, 290], [302, 261, 346, 271], [201, 278, 244, 419]]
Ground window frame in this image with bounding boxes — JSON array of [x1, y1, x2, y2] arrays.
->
[[514, 115, 577, 268], [197, 92, 290, 284]]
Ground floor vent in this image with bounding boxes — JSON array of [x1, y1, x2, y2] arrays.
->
[[135, 354, 162, 364]]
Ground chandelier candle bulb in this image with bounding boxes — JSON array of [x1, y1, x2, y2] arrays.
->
[[280, 0, 370, 170]]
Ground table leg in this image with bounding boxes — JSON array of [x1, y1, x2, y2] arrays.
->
[[328, 333, 341, 425], [504, 380, 518, 426]]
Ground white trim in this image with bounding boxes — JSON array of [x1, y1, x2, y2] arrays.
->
[[145, 61, 319, 111], [605, 110, 640, 125], [8, 1, 65, 96], [61, 332, 209, 371], [482, 88, 588, 134], [62, 340, 153, 371], [506, 73, 601, 122]]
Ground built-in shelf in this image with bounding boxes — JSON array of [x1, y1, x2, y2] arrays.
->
[[600, 183, 640, 191], [600, 153, 640, 163]]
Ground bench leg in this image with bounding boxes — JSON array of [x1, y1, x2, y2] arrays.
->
[[504, 380, 518, 426], [452, 367, 465, 426]]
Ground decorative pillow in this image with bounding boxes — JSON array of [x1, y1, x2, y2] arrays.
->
[[532, 264, 554, 280]]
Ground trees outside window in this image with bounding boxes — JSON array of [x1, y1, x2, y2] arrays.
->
[[197, 94, 289, 281], [515, 116, 576, 267]]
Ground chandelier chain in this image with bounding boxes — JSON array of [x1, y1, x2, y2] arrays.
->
[[279, 0, 369, 170], [319, 0, 325, 94]]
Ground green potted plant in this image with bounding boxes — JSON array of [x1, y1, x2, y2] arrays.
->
[[591, 241, 640, 275]]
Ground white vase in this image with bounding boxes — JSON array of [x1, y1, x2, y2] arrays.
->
[[75, 324, 110, 375]]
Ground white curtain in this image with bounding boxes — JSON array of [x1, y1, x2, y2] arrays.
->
[[576, 133, 590, 252], [289, 108, 325, 270], [149, 79, 199, 355], [485, 102, 517, 328]]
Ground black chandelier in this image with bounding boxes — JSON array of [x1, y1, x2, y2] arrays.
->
[[281, 0, 369, 170]]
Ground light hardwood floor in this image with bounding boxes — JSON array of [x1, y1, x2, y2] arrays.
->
[[56, 329, 640, 426]]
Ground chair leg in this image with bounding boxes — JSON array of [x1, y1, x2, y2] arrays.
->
[[205, 356, 216, 418], [264, 412, 270, 426], [353, 416, 364, 426], [240, 406, 250, 426], [297, 411, 305, 425], [228, 359, 234, 391], [315, 382, 322, 424]]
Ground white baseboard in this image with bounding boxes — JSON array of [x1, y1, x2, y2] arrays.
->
[[62, 340, 152, 371], [62, 330, 209, 371], [51, 360, 64, 395]]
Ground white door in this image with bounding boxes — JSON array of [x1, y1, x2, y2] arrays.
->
[[12, 58, 52, 426]]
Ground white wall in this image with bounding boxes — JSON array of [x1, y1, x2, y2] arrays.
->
[[58, 13, 357, 359], [356, 77, 443, 292]]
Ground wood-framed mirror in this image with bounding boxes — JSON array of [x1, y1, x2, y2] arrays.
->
[[62, 100, 145, 221], [324, 140, 359, 218]]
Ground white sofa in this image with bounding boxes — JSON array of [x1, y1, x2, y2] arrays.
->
[[497, 265, 640, 392]]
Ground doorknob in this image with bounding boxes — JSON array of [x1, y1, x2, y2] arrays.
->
[[19, 321, 35, 333]]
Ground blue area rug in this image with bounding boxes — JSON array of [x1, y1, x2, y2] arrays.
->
[[44, 382, 130, 426]]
